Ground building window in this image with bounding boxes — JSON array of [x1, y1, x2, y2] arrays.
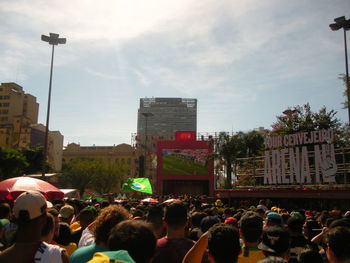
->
[[3, 96, 10, 100]]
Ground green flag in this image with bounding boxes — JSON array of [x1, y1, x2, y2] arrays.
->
[[122, 177, 153, 194]]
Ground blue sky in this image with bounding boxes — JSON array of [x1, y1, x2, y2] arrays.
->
[[1, 0, 349, 146]]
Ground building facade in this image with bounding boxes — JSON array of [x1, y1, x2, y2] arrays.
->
[[136, 97, 197, 188], [30, 124, 64, 171], [0, 82, 39, 148], [137, 98, 197, 141], [0, 82, 63, 172]]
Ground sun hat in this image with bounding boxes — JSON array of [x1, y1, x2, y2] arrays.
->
[[13, 191, 47, 221], [258, 226, 290, 256]]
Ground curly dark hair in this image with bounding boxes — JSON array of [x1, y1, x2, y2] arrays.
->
[[108, 220, 156, 263], [92, 205, 131, 244]]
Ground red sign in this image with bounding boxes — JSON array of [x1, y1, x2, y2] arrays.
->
[[175, 131, 196, 141]]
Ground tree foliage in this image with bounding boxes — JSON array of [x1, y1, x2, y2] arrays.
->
[[60, 157, 130, 196], [91, 160, 129, 195], [271, 103, 342, 135], [20, 147, 45, 175], [339, 73, 350, 110], [212, 130, 265, 189], [0, 147, 28, 180]]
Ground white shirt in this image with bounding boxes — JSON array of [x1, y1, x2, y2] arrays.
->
[[33, 241, 65, 263], [78, 227, 95, 247]]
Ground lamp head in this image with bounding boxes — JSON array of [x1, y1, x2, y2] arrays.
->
[[329, 23, 342, 31], [41, 33, 66, 45], [334, 16, 346, 23]]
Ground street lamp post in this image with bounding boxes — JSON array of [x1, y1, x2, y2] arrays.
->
[[330, 16, 350, 123], [41, 33, 66, 177], [141, 112, 154, 178]]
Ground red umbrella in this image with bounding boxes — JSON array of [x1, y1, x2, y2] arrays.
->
[[141, 198, 159, 203], [0, 176, 64, 201]]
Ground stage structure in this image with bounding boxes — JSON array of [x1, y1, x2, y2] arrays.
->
[[215, 128, 350, 209], [156, 131, 214, 196]]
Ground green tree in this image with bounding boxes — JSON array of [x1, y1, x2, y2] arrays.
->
[[60, 158, 99, 196], [243, 130, 265, 157], [0, 147, 28, 180], [271, 103, 342, 136], [20, 147, 45, 175], [339, 73, 350, 110], [212, 132, 247, 189], [91, 159, 129, 195]]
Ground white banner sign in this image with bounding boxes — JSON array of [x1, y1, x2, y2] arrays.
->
[[263, 129, 337, 185]]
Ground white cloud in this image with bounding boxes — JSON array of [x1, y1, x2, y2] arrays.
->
[[85, 68, 121, 80]]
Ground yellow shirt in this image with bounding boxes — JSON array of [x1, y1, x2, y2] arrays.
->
[[238, 246, 265, 263], [58, 242, 77, 256]]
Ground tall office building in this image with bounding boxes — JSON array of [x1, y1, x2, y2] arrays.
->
[[137, 97, 197, 140], [136, 97, 197, 179]]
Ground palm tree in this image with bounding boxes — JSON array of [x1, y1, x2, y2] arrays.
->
[[212, 132, 246, 189]]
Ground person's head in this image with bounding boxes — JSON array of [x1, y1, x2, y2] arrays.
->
[[224, 217, 238, 229], [207, 223, 241, 263], [55, 222, 72, 246], [326, 226, 350, 263], [164, 201, 188, 229], [298, 248, 323, 263], [193, 199, 202, 210], [190, 212, 207, 228], [287, 216, 304, 234], [13, 191, 47, 231], [93, 205, 131, 246], [329, 218, 350, 229], [266, 212, 283, 228], [303, 219, 321, 240], [200, 216, 220, 233], [240, 211, 263, 243], [59, 205, 74, 223], [78, 207, 97, 229], [41, 212, 55, 243], [258, 226, 290, 258], [146, 204, 165, 238], [259, 200, 266, 206], [222, 208, 234, 219], [47, 207, 60, 238], [108, 220, 156, 263]]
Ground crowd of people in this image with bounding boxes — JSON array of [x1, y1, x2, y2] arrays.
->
[[0, 193, 349, 263]]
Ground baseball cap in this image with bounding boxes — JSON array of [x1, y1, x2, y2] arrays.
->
[[224, 217, 238, 228], [267, 212, 283, 226], [258, 226, 290, 256], [13, 191, 47, 221], [59, 205, 74, 219]]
